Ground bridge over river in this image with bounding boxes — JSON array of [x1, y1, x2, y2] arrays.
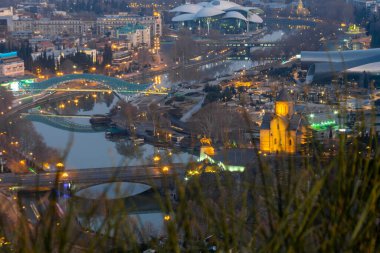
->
[[20, 74, 153, 95], [0, 164, 187, 189]]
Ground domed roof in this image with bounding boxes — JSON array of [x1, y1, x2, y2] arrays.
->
[[222, 11, 247, 21], [195, 7, 225, 18], [169, 4, 203, 14], [172, 13, 196, 22], [248, 13, 263, 23]]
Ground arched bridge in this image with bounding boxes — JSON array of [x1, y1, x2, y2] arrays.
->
[[21, 74, 153, 94], [21, 113, 107, 133]]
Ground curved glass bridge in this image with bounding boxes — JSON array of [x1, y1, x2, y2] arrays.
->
[[20, 74, 159, 95]]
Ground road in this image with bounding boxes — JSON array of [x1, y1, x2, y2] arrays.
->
[[0, 164, 187, 188], [123, 50, 232, 82]]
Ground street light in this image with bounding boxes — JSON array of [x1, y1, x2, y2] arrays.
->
[[153, 155, 161, 162], [56, 162, 65, 170], [60, 172, 69, 179]]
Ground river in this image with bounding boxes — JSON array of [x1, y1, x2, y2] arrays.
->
[[19, 57, 259, 238]]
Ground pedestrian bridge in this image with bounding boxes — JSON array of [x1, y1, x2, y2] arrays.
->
[[21, 74, 153, 95]]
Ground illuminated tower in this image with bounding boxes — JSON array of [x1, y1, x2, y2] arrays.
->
[[296, 0, 310, 16]]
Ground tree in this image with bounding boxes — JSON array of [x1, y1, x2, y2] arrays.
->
[[102, 44, 113, 67], [0, 87, 14, 115], [222, 87, 233, 102], [309, 0, 354, 23]]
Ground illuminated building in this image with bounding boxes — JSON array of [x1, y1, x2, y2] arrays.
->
[[111, 43, 133, 68], [115, 23, 151, 48], [13, 12, 162, 39], [96, 13, 162, 38], [0, 52, 24, 77], [0, 77, 35, 92], [199, 137, 215, 161], [198, 137, 246, 172], [260, 89, 307, 154], [170, 0, 264, 34], [295, 0, 310, 16]]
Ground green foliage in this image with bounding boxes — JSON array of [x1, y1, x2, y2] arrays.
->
[[0, 122, 378, 252]]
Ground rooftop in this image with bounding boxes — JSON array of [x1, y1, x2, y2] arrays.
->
[[276, 89, 292, 102], [116, 23, 147, 34], [0, 52, 17, 59]]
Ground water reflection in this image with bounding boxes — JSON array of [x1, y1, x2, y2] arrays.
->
[[29, 93, 195, 169], [74, 182, 152, 200], [73, 186, 165, 240], [142, 60, 258, 89]]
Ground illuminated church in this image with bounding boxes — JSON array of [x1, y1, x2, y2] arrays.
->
[[295, 0, 310, 17], [260, 89, 307, 154]]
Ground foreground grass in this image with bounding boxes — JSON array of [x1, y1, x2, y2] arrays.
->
[[0, 131, 378, 253]]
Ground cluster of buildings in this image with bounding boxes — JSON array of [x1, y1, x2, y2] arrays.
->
[[0, 6, 163, 78], [349, 0, 380, 18], [0, 8, 162, 39]]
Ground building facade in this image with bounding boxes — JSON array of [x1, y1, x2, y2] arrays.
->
[[96, 13, 162, 38], [13, 18, 94, 36], [260, 89, 307, 154], [0, 52, 25, 77], [115, 23, 151, 48], [12, 13, 162, 38]]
